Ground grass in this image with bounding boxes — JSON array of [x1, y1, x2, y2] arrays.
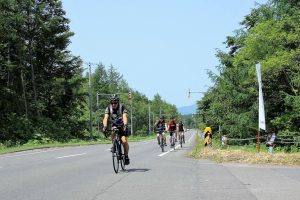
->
[[190, 135, 300, 167], [0, 134, 156, 155]]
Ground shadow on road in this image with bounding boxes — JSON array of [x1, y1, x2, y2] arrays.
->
[[125, 168, 150, 173]]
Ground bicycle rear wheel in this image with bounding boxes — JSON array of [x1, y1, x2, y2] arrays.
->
[[119, 142, 126, 171], [160, 134, 164, 152], [112, 142, 119, 173], [172, 136, 176, 150], [180, 135, 183, 148]]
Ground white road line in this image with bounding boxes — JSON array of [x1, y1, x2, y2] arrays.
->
[[158, 152, 169, 157], [187, 134, 194, 143], [56, 153, 86, 159], [0, 148, 64, 159], [158, 133, 195, 157], [105, 148, 111, 151]]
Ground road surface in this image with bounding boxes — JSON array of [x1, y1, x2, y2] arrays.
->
[[0, 130, 299, 200]]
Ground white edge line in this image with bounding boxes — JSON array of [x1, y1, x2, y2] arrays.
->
[[0, 148, 64, 159], [158, 132, 195, 157], [56, 153, 87, 159]]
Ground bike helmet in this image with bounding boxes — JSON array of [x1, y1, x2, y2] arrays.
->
[[109, 94, 119, 102]]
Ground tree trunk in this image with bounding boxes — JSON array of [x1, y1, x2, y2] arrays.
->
[[27, 4, 39, 117], [20, 69, 28, 119]]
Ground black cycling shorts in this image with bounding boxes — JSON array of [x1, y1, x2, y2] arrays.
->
[[169, 131, 175, 136], [111, 125, 129, 137]]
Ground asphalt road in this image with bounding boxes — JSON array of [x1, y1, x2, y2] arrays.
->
[[0, 130, 299, 200]]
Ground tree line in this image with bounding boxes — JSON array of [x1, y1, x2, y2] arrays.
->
[[0, 0, 179, 147], [197, 0, 300, 146]]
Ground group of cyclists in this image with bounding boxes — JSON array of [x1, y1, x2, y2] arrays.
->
[[102, 94, 186, 166], [154, 115, 185, 147]]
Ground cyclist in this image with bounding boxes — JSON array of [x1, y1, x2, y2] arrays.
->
[[178, 121, 185, 143], [167, 116, 177, 147], [154, 116, 167, 146], [103, 94, 130, 165]]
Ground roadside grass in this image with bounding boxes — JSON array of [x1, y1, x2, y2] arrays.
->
[[0, 134, 156, 155], [190, 135, 300, 166]]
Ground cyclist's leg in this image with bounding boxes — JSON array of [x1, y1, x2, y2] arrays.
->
[[156, 133, 160, 145], [121, 136, 129, 156], [162, 132, 167, 145], [111, 132, 115, 144], [110, 131, 116, 152]]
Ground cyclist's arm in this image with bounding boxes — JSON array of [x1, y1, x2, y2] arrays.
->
[[103, 113, 109, 128], [123, 112, 128, 126]]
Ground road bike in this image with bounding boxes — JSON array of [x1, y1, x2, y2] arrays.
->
[[179, 131, 185, 148], [108, 126, 126, 173], [156, 129, 165, 152], [170, 131, 176, 150]]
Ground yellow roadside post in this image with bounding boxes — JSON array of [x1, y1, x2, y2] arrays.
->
[[204, 127, 212, 147]]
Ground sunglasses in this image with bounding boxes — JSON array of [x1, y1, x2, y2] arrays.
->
[[111, 102, 118, 105]]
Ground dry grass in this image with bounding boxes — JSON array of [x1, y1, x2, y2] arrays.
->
[[190, 136, 300, 166], [194, 148, 300, 166]]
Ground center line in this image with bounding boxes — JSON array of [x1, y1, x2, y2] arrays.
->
[[56, 153, 86, 159]]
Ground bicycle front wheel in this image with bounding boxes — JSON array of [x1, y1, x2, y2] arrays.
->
[[120, 142, 126, 171], [112, 142, 119, 173]]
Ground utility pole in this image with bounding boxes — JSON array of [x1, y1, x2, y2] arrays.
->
[[96, 92, 101, 140], [88, 64, 93, 141], [148, 104, 151, 135], [129, 90, 133, 136], [152, 113, 155, 132]]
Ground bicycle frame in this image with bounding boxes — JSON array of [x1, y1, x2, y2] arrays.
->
[[156, 131, 165, 152], [109, 126, 126, 173]]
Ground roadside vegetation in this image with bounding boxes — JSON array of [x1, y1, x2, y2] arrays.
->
[[0, 1, 179, 151], [195, 0, 300, 150], [190, 135, 300, 166], [0, 134, 156, 155]]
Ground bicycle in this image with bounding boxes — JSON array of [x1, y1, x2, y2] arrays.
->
[[107, 126, 126, 173], [156, 129, 165, 152], [179, 132, 184, 148], [170, 131, 176, 150]]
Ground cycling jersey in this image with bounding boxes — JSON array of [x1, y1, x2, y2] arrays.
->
[[105, 103, 127, 127], [168, 120, 177, 132]]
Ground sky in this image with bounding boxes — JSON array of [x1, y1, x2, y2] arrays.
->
[[61, 0, 267, 108]]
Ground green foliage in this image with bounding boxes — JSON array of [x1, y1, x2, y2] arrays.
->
[[86, 64, 180, 137], [0, 0, 86, 145], [197, 0, 300, 146]]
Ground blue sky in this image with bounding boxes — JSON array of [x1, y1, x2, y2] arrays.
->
[[61, 0, 267, 107]]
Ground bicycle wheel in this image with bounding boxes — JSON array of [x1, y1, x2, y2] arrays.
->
[[172, 136, 176, 150], [112, 141, 119, 173], [180, 135, 183, 148], [119, 141, 126, 171], [160, 134, 164, 152]]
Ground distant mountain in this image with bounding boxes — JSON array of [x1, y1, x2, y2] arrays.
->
[[178, 104, 197, 115]]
